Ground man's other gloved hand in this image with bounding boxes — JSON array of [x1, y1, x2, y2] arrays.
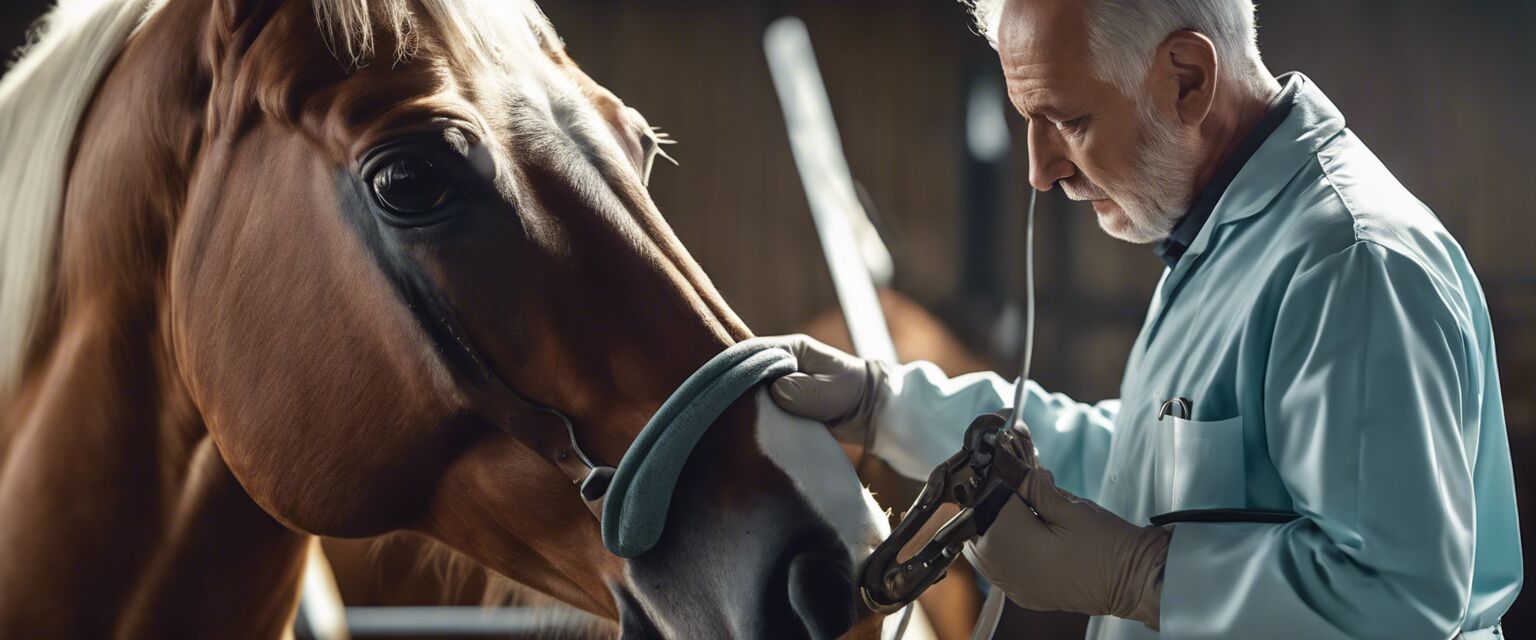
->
[[761, 334, 888, 446], [965, 426, 1172, 630]]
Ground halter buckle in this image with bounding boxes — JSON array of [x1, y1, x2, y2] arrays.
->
[[578, 466, 616, 520]]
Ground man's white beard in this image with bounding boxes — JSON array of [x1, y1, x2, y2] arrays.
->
[[1062, 97, 1201, 244]]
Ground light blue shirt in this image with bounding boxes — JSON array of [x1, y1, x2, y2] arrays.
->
[[872, 74, 1520, 639]]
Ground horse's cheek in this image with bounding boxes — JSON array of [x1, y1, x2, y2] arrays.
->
[[166, 133, 462, 537]]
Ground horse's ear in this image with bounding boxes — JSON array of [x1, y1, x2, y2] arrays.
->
[[525, 13, 564, 62]]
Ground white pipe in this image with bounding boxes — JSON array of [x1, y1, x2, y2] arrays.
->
[[764, 16, 899, 363], [298, 540, 351, 640]]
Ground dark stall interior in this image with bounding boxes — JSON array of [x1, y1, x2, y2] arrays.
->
[[3, 0, 1530, 637]]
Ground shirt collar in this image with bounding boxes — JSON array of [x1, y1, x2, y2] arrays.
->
[[1154, 78, 1301, 268]]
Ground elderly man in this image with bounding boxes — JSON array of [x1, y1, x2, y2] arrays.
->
[[767, 0, 1522, 637]]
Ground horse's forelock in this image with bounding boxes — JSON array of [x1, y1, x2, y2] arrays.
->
[[312, 0, 561, 70]]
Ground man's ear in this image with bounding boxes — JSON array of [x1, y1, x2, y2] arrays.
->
[[1152, 30, 1219, 127]]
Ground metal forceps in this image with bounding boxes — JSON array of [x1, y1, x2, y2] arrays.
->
[[856, 412, 1032, 614]]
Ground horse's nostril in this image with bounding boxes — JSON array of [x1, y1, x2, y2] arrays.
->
[[787, 548, 858, 640]]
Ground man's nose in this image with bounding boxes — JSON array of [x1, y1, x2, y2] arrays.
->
[[1027, 120, 1073, 192]]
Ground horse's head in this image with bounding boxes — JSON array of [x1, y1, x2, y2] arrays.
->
[[100, 0, 886, 635]]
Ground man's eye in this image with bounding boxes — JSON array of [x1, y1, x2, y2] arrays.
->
[[1057, 116, 1090, 135]]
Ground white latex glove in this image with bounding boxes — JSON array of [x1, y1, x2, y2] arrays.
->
[[965, 426, 1172, 630], [761, 334, 889, 446]]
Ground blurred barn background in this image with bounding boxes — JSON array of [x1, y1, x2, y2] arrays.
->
[[5, 0, 1530, 637]]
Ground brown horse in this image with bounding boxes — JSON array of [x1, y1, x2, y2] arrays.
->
[[0, 0, 889, 637]]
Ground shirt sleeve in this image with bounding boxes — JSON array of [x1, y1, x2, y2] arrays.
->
[[871, 361, 1119, 498], [1161, 241, 1477, 639]]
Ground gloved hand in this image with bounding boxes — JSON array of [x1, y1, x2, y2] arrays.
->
[[761, 334, 888, 446], [965, 426, 1172, 630]]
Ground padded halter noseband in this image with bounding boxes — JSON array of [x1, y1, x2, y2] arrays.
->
[[597, 339, 797, 557]]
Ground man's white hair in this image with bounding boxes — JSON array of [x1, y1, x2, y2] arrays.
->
[[965, 0, 1275, 97]]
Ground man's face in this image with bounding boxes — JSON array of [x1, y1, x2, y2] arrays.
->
[[997, 0, 1200, 244]]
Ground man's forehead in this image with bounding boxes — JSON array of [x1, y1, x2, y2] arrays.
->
[[997, 0, 1091, 68], [997, 0, 1102, 114]]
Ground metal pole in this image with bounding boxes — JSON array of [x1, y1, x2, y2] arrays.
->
[[764, 16, 899, 363], [296, 540, 350, 640]]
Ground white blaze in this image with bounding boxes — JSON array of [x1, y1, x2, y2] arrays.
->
[[752, 391, 887, 557]]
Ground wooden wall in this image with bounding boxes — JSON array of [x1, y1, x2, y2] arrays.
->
[[532, 1, 982, 337]]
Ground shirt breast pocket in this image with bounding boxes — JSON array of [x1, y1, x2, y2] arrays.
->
[[1156, 415, 1246, 513]]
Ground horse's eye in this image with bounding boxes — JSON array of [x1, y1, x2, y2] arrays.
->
[[370, 158, 457, 219]]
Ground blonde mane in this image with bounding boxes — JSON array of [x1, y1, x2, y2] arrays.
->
[[0, 0, 557, 395], [0, 0, 158, 394]]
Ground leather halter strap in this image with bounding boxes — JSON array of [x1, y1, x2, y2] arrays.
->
[[485, 339, 797, 558], [356, 242, 795, 557]]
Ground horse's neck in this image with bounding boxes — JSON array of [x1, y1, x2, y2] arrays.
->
[[0, 286, 310, 638], [118, 440, 311, 638], [0, 1, 309, 636]]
